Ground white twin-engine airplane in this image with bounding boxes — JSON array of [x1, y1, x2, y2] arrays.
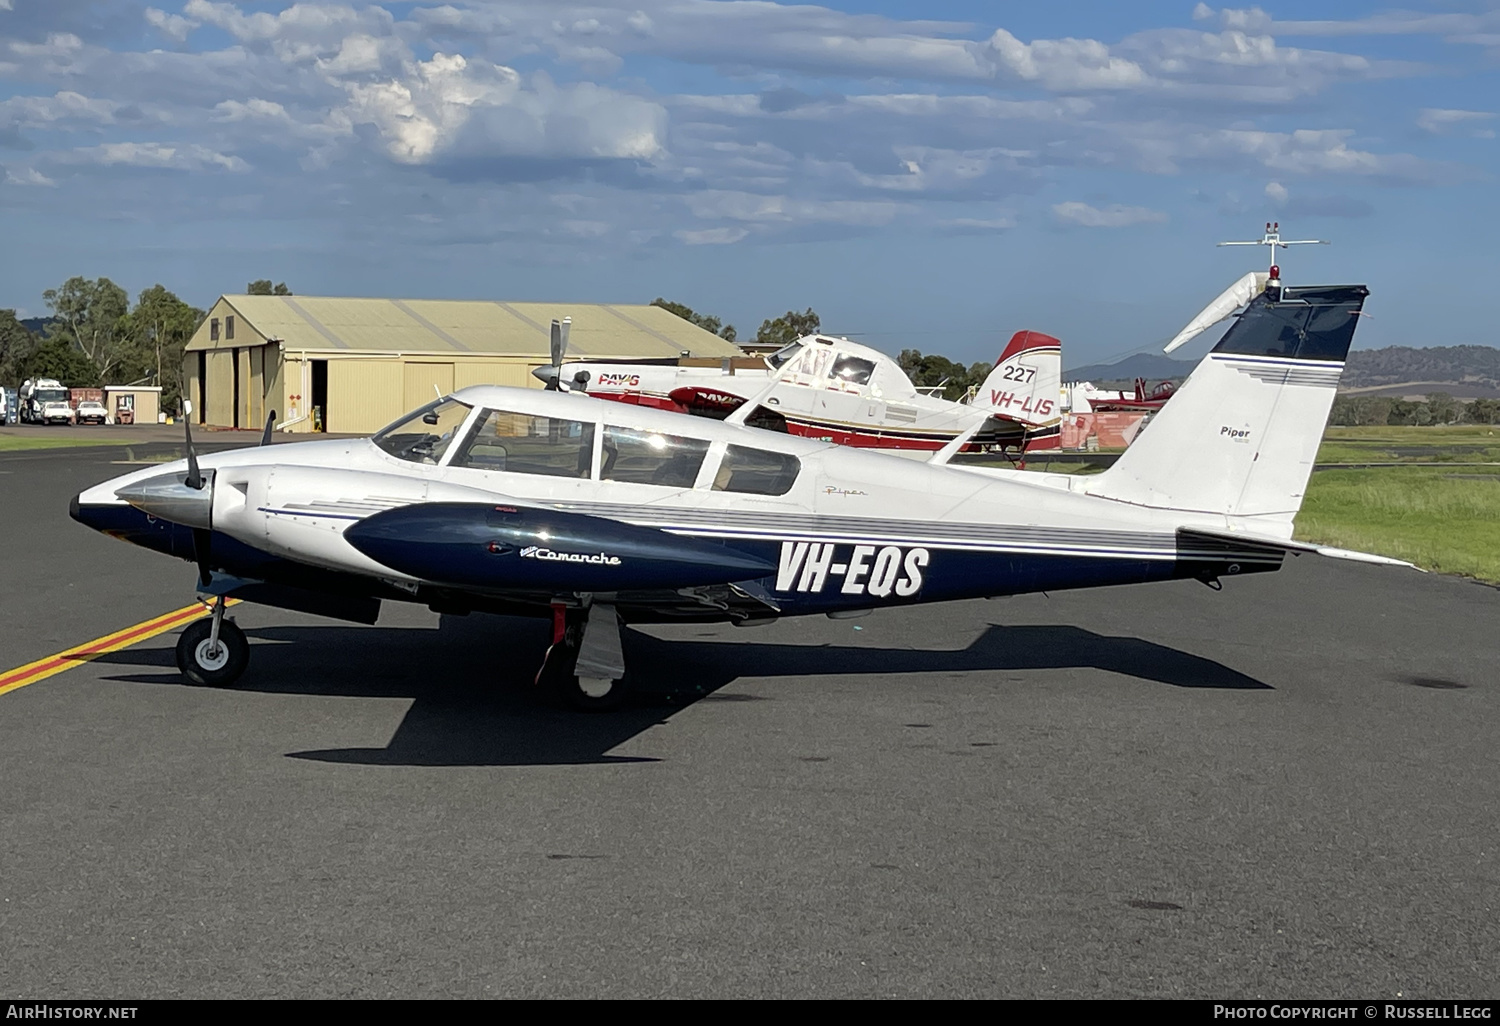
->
[[533, 329, 1064, 456], [73, 282, 1408, 710]]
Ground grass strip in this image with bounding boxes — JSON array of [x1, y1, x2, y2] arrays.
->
[[0, 436, 139, 452], [1297, 466, 1500, 583]]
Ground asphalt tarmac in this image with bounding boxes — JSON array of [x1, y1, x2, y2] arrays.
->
[[1, 445, 1496, 998]]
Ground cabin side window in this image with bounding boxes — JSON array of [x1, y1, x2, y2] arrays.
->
[[451, 409, 595, 478], [711, 444, 801, 496], [602, 426, 711, 487], [830, 354, 875, 386]]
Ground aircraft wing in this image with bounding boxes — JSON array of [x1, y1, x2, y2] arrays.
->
[[1177, 528, 1419, 570]]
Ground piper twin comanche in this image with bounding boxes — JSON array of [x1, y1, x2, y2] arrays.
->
[[533, 328, 1063, 456], [72, 281, 1408, 711]]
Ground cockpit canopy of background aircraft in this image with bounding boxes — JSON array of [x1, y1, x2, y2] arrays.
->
[[372, 397, 802, 496], [764, 336, 920, 400]]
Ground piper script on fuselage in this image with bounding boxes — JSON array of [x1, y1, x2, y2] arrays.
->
[[775, 541, 929, 596]]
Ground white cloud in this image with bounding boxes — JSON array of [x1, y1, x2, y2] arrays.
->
[[674, 227, 749, 245], [1052, 201, 1168, 227], [145, 7, 199, 43], [3, 166, 57, 187], [938, 215, 1016, 231], [1265, 180, 1288, 205], [74, 142, 249, 172], [0, 91, 120, 128], [980, 28, 1147, 90], [1416, 108, 1496, 136], [340, 57, 667, 166]]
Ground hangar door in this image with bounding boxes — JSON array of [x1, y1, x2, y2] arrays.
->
[[403, 362, 455, 413]]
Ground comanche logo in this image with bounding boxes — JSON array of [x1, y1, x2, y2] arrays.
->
[[775, 542, 928, 596], [520, 546, 622, 566]]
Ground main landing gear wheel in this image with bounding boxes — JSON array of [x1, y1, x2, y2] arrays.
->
[[538, 605, 630, 712], [176, 617, 249, 687]]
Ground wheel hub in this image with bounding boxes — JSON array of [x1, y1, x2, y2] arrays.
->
[[195, 638, 229, 672]]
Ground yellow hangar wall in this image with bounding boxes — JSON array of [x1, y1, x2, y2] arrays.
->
[[280, 354, 544, 435]]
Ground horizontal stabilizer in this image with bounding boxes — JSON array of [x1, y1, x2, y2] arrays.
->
[[1179, 528, 1419, 570]]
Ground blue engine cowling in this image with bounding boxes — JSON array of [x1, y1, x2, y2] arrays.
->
[[343, 502, 775, 592]]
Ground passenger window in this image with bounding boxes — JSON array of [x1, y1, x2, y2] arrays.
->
[[453, 409, 595, 478], [831, 354, 875, 386], [602, 426, 710, 487], [711, 444, 800, 496], [801, 347, 833, 380]]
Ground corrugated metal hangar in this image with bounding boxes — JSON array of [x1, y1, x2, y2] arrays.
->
[[183, 295, 744, 434]]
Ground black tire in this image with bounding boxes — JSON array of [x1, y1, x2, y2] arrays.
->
[[175, 617, 249, 687], [537, 613, 630, 712], [561, 672, 630, 713]]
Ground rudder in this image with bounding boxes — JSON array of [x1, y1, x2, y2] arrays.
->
[[974, 330, 1062, 428], [1083, 285, 1368, 527]]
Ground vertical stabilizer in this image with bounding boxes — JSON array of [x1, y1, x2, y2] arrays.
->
[[1083, 285, 1367, 526], [973, 331, 1062, 428]]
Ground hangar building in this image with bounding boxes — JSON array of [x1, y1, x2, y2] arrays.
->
[[182, 295, 745, 435]]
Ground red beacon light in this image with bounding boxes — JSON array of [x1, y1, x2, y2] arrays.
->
[[1269, 264, 1280, 280]]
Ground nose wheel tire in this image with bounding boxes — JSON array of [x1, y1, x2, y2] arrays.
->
[[176, 617, 249, 687]]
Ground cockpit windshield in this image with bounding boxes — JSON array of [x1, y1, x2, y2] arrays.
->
[[372, 398, 473, 464], [765, 341, 804, 370]]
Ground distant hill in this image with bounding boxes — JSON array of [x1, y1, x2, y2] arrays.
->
[[19, 317, 54, 335], [1064, 353, 1194, 384], [1341, 346, 1500, 389], [1065, 344, 1500, 391]]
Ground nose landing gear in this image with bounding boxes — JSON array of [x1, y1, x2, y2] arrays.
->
[[176, 596, 249, 687]]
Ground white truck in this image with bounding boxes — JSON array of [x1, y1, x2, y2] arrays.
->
[[19, 378, 70, 424]]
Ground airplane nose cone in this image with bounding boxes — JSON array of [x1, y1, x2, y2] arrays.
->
[[114, 470, 214, 530], [531, 365, 559, 385]]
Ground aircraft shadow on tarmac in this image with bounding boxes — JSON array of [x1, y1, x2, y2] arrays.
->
[[94, 614, 1268, 767]]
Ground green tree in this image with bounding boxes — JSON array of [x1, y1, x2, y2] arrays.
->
[[22, 334, 99, 386], [650, 298, 736, 343], [755, 308, 820, 348], [897, 348, 994, 402], [128, 284, 204, 409], [41, 276, 131, 385], [248, 280, 292, 296], [0, 310, 38, 388], [1468, 398, 1500, 425], [1424, 392, 1460, 425]]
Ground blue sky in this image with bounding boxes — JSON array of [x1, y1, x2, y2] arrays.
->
[[1, 1, 1497, 366]]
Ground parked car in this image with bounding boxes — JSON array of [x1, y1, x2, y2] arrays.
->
[[39, 400, 76, 425], [75, 400, 108, 425]]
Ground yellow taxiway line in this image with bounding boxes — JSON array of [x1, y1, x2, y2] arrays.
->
[[0, 599, 240, 698]]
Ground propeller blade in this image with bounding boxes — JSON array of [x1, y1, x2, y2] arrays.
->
[[184, 411, 202, 490], [260, 409, 276, 447], [549, 319, 563, 371]]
